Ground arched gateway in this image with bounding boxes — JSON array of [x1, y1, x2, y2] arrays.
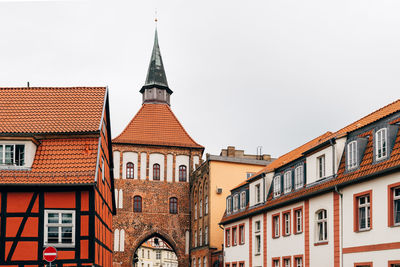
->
[[112, 29, 204, 267]]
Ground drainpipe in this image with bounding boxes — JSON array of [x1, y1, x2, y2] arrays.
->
[[334, 186, 343, 267], [219, 225, 225, 266]]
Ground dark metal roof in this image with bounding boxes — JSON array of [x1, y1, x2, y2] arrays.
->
[[140, 29, 173, 94]]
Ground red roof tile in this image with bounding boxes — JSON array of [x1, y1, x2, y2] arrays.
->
[[0, 87, 106, 134], [0, 138, 98, 185], [113, 103, 203, 149]]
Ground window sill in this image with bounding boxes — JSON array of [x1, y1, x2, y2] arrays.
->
[[44, 243, 75, 248], [283, 233, 291, 237], [272, 236, 280, 239], [314, 241, 328, 246], [254, 253, 261, 256], [355, 228, 371, 233], [294, 231, 303, 235]]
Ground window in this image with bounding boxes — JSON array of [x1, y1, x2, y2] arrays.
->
[[317, 155, 325, 179], [169, 197, 178, 214], [240, 191, 246, 209], [294, 256, 303, 267], [284, 171, 292, 193], [255, 220, 261, 232], [153, 163, 160, 180], [389, 261, 400, 267], [347, 141, 358, 169], [376, 128, 387, 160], [101, 158, 105, 182], [227, 197, 232, 214], [134, 196, 142, 212], [44, 210, 75, 247], [354, 263, 372, 267], [126, 162, 134, 178], [239, 224, 245, 244], [255, 234, 261, 254], [203, 257, 207, 267], [255, 184, 261, 203], [272, 214, 280, 238], [283, 211, 291, 236], [247, 172, 255, 178], [294, 166, 304, 189], [114, 229, 119, 251], [273, 259, 280, 267], [355, 192, 371, 231], [294, 207, 303, 234], [205, 196, 209, 215], [232, 226, 237, 246], [239, 263, 244, 267], [389, 185, 400, 226], [179, 165, 187, 181], [225, 228, 231, 247], [117, 189, 123, 209], [198, 258, 201, 267], [283, 257, 291, 267], [200, 200, 203, 217], [316, 209, 327, 242], [194, 231, 197, 247], [199, 228, 203, 246], [0, 144, 25, 166], [233, 194, 239, 212], [193, 258, 196, 267], [274, 176, 281, 198], [205, 226, 208, 245], [156, 250, 161, 259], [195, 203, 198, 219]]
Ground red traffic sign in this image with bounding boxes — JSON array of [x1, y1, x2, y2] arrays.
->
[[43, 246, 57, 262]]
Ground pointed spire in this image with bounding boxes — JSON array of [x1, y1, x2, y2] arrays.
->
[[140, 29, 173, 94]]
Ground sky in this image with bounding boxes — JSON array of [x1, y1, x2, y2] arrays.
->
[[0, 0, 399, 158]]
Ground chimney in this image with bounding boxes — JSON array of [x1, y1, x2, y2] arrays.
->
[[227, 146, 235, 157]]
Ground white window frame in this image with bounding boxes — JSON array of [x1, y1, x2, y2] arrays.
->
[[294, 166, 304, 189], [194, 231, 197, 247], [205, 226, 208, 245], [203, 256, 207, 267], [284, 258, 291, 267], [317, 155, 325, 179], [273, 259, 280, 267], [273, 176, 281, 198], [233, 194, 239, 212], [255, 234, 261, 254], [195, 203, 198, 219], [226, 197, 232, 214], [199, 228, 202, 246], [44, 210, 75, 247], [284, 171, 292, 193], [205, 196, 208, 215], [295, 209, 302, 233], [295, 257, 303, 267], [240, 191, 246, 209], [376, 128, 388, 160], [284, 212, 290, 235], [101, 157, 105, 182], [200, 199, 203, 217], [316, 209, 328, 242], [273, 215, 280, 237], [394, 187, 400, 226], [358, 195, 371, 231], [255, 184, 261, 203], [255, 220, 261, 233], [0, 144, 25, 166], [347, 141, 358, 169]]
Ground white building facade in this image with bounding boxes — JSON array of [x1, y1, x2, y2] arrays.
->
[[221, 100, 400, 267]]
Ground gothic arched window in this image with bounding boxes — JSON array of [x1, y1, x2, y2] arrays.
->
[[126, 162, 134, 179], [153, 164, 160, 180], [169, 197, 178, 214], [179, 165, 187, 182], [133, 196, 142, 212]]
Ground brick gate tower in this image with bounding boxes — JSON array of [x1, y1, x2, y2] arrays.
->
[[112, 29, 204, 267]]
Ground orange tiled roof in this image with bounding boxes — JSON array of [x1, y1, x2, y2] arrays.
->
[[0, 87, 106, 134], [0, 138, 98, 185], [113, 103, 203, 149]]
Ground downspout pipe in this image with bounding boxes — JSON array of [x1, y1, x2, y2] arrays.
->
[[334, 186, 343, 267]]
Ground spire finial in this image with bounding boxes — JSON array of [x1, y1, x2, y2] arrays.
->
[[155, 9, 158, 24]]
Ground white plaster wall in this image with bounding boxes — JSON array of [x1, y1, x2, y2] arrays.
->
[[175, 155, 189, 182], [306, 146, 334, 185], [0, 140, 37, 168], [113, 151, 120, 179], [267, 202, 305, 263], [193, 155, 200, 170], [252, 214, 264, 267], [149, 153, 165, 181], [140, 152, 147, 180], [224, 218, 250, 265], [344, 248, 400, 266], [309, 192, 334, 267], [122, 152, 138, 179], [167, 154, 173, 182], [249, 178, 264, 207], [342, 172, 400, 248]]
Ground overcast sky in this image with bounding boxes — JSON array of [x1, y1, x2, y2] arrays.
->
[[0, 0, 399, 158]]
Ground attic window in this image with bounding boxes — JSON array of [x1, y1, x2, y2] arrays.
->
[[347, 141, 358, 169], [375, 128, 387, 160], [0, 144, 25, 166]]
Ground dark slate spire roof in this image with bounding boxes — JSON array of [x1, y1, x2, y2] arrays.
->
[[140, 29, 173, 94]]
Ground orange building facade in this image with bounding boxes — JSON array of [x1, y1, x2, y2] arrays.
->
[[0, 87, 115, 266]]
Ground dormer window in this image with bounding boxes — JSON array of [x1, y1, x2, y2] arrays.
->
[[233, 194, 239, 212], [376, 128, 387, 160], [240, 191, 246, 209], [284, 171, 292, 193], [255, 184, 261, 203], [317, 155, 325, 179], [273, 176, 281, 198], [0, 144, 25, 166], [294, 166, 304, 189], [347, 141, 358, 169], [226, 197, 232, 214]]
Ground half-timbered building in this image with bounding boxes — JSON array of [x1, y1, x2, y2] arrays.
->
[[0, 87, 115, 266]]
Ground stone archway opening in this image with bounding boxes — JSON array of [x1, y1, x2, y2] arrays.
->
[[133, 234, 178, 267]]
